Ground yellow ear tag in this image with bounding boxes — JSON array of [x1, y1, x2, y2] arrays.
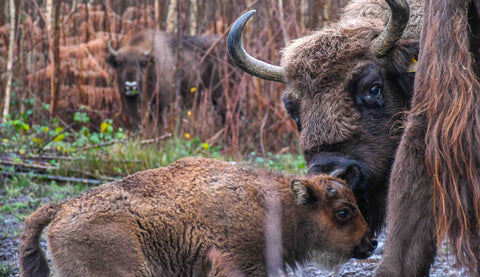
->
[[407, 57, 418, 73]]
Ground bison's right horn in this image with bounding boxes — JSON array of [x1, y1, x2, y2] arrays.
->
[[227, 10, 286, 83], [371, 0, 410, 56], [107, 40, 119, 56]]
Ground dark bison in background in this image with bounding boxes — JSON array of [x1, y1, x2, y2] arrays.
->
[[106, 30, 226, 128], [228, 0, 422, 236], [376, 0, 480, 276]]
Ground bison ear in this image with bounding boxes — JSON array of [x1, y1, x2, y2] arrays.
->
[[290, 179, 318, 206]]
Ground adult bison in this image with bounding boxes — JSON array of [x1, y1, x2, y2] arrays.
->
[[375, 0, 480, 276], [228, 0, 422, 235], [106, 30, 225, 127], [229, 0, 480, 275], [19, 157, 375, 276]]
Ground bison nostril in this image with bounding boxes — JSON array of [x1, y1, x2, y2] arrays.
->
[[370, 237, 378, 248]]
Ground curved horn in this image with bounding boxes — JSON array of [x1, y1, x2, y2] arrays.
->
[[107, 40, 119, 56], [371, 0, 410, 56], [227, 10, 286, 83]]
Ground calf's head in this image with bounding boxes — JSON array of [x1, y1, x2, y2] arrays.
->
[[228, 3, 419, 234], [291, 175, 376, 266]]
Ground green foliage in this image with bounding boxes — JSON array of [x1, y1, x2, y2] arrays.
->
[[246, 152, 306, 174], [0, 104, 126, 155], [0, 263, 15, 277]]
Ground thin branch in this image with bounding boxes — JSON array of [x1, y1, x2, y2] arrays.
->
[[74, 133, 172, 152], [36, 122, 78, 154], [0, 171, 104, 185]]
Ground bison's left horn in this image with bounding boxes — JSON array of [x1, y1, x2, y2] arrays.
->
[[371, 0, 410, 56], [227, 10, 286, 83], [107, 40, 119, 56]]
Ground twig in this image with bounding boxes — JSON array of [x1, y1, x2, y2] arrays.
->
[[260, 110, 269, 157], [74, 133, 172, 152], [24, 155, 142, 163], [0, 171, 104, 185], [198, 0, 261, 66], [0, 160, 56, 171], [36, 122, 78, 154]]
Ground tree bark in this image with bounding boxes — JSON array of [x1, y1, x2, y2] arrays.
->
[[154, 0, 161, 29], [46, 0, 61, 116], [189, 0, 197, 35], [166, 0, 177, 32], [1, 0, 16, 123]]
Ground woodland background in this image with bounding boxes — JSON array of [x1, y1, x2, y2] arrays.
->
[[0, 0, 348, 156]]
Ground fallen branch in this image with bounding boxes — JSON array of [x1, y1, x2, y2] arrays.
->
[[74, 133, 172, 152], [23, 154, 142, 163], [0, 160, 55, 171], [0, 171, 103, 185]]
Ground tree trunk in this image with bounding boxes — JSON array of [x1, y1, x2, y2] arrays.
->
[[189, 0, 197, 35], [154, 0, 161, 29], [1, 0, 16, 123], [166, 0, 177, 32], [46, 0, 61, 116], [277, 0, 289, 43]]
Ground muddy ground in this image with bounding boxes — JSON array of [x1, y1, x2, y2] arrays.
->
[[0, 189, 466, 277]]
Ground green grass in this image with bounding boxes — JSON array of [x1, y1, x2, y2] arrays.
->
[[0, 264, 15, 277]]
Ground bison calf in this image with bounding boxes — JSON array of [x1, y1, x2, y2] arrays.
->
[[20, 157, 375, 277]]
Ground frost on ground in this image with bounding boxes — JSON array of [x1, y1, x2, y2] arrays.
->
[[287, 232, 466, 277]]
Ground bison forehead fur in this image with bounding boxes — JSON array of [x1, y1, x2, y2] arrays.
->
[[19, 158, 374, 277]]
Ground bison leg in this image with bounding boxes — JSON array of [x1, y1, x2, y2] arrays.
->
[[375, 117, 437, 277]]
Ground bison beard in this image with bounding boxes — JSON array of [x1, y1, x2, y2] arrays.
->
[[375, 0, 480, 276]]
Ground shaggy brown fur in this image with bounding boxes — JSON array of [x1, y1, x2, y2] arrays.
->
[[19, 158, 375, 277], [106, 30, 226, 127], [375, 0, 480, 276], [277, 0, 422, 234]]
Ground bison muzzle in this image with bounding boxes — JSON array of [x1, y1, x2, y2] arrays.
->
[[19, 157, 374, 277]]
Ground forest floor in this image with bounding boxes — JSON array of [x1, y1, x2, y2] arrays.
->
[[0, 180, 466, 277]]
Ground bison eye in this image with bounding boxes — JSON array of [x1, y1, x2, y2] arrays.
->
[[355, 84, 384, 108], [282, 95, 302, 131], [336, 208, 352, 221], [369, 85, 381, 97]]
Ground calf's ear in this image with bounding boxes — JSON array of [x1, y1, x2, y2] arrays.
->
[[290, 179, 318, 206]]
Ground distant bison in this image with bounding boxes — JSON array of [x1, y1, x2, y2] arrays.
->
[[106, 30, 226, 127], [19, 157, 375, 276]]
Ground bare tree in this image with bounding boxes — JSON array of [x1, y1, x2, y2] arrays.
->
[[154, 0, 161, 29], [45, 0, 61, 115], [189, 0, 197, 35], [166, 0, 177, 32], [1, 0, 16, 123]]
